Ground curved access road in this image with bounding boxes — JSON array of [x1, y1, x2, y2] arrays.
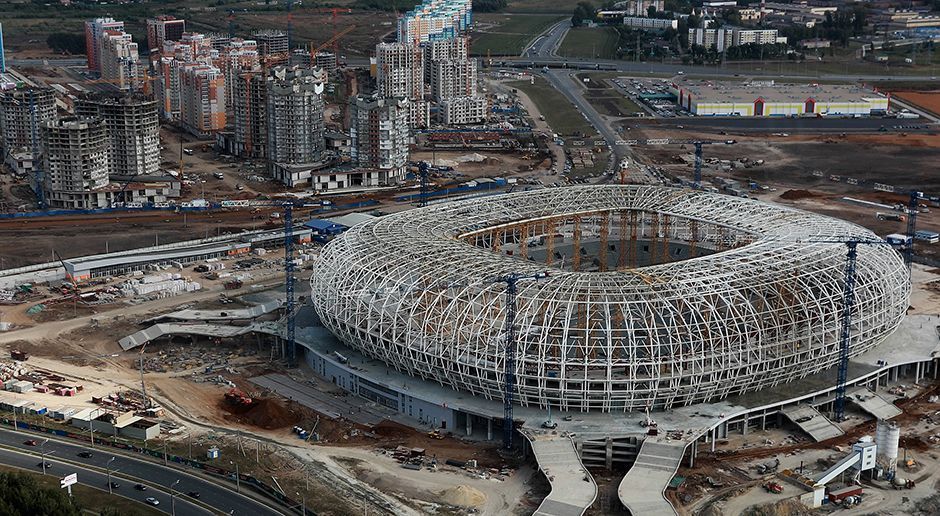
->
[[0, 427, 283, 516]]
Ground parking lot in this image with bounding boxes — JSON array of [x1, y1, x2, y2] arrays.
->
[[611, 76, 680, 117]]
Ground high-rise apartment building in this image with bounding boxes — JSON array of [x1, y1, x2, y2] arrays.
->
[[350, 95, 410, 178], [74, 93, 159, 178], [423, 36, 469, 81], [253, 30, 289, 56], [154, 34, 215, 120], [214, 38, 260, 118], [228, 71, 267, 159], [430, 59, 476, 102], [0, 87, 56, 157], [179, 63, 226, 136], [99, 30, 139, 91], [266, 66, 327, 186], [146, 16, 185, 51], [398, 0, 473, 44], [85, 17, 124, 73], [375, 42, 430, 128], [42, 117, 110, 208]]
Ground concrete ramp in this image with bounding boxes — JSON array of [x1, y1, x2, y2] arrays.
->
[[617, 440, 685, 516], [847, 386, 903, 420], [526, 434, 597, 516], [781, 405, 844, 442], [118, 323, 255, 350]]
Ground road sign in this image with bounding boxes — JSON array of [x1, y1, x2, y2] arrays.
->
[[60, 473, 77, 488]]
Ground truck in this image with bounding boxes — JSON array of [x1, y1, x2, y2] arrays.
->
[[877, 212, 905, 222], [214, 172, 225, 180]]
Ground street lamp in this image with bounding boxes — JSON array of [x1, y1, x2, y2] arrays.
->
[[295, 492, 306, 516], [229, 460, 240, 493], [106, 457, 115, 495], [40, 439, 48, 475], [170, 479, 180, 516]]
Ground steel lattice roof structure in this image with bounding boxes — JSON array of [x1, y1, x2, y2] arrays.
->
[[310, 185, 910, 412]]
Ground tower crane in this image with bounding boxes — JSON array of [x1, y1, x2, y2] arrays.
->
[[314, 7, 352, 66], [371, 271, 550, 449], [794, 236, 903, 421]]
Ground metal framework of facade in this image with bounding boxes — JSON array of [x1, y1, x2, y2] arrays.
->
[[310, 186, 910, 412]]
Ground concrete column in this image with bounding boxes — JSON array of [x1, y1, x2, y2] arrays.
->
[[606, 437, 613, 471], [466, 413, 473, 437], [688, 440, 696, 468], [741, 417, 748, 436], [761, 414, 767, 431], [710, 428, 716, 452], [916, 362, 922, 384], [487, 418, 493, 441]]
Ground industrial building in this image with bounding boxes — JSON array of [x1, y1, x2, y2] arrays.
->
[[98, 30, 139, 91], [84, 17, 124, 73], [0, 86, 56, 176], [671, 79, 890, 117], [179, 62, 226, 136], [75, 93, 160, 178], [350, 95, 410, 180], [398, 0, 473, 44], [311, 185, 909, 412], [42, 117, 110, 209], [252, 30, 289, 56], [265, 66, 328, 187], [146, 15, 185, 52]]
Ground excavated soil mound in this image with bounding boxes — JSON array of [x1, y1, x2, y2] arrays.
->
[[779, 189, 816, 201], [439, 485, 486, 508], [372, 420, 413, 438], [221, 398, 301, 430]]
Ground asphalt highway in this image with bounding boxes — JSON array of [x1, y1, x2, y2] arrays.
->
[[544, 69, 630, 162], [522, 19, 570, 58], [0, 427, 283, 516], [0, 445, 207, 515]]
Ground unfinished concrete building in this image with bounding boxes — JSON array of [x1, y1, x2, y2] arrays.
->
[[350, 95, 409, 181], [42, 117, 110, 209], [266, 66, 327, 186], [253, 29, 288, 56], [74, 93, 159, 177], [146, 15, 185, 52], [221, 70, 267, 159], [0, 87, 56, 176]]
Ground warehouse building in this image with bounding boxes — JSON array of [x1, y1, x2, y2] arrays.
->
[[671, 79, 890, 117]]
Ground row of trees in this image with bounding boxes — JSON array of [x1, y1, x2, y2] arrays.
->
[[473, 0, 508, 12], [0, 471, 131, 516], [46, 33, 85, 55]]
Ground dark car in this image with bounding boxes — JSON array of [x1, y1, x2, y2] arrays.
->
[[23, 440, 38, 446], [36, 462, 52, 469], [187, 491, 200, 499], [78, 451, 93, 458], [134, 484, 147, 491], [109, 482, 121, 489]]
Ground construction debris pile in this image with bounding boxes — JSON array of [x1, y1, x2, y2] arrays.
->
[[382, 446, 516, 481], [121, 273, 201, 298], [139, 344, 258, 375], [0, 284, 42, 305], [92, 390, 163, 417]]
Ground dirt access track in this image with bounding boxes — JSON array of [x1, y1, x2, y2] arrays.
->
[[892, 91, 940, 117]]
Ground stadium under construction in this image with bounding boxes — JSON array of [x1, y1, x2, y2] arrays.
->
[[305, 185, 938, 515]]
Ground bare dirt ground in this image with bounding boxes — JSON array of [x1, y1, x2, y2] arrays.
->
[[893, 91, 940, 117]]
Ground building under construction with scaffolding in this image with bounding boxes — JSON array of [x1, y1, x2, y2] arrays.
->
[[310, 185, 910, 412]]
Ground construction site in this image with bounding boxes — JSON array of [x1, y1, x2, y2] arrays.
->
[[3, 0, 940, 513]]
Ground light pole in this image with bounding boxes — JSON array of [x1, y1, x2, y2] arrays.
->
[[106, 457, 115, 495], [295, 492, 306, 516], [170, 479, 180, 516], [229, 460, 240, 493], [40, 438, 49, 475]]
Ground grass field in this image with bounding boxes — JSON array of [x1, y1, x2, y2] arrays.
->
[[0, 464, 161, 516], [508, 77, 597, 138], [470, 14, 564, 56], [558, 27, 620, 60], [505, 0, 579, 13]]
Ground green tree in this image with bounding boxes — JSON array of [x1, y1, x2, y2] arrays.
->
[[46, 33, 86, 55], [0, 471, 82, 516], [572, 1, 595, 27], [473, 0, 507, 12]]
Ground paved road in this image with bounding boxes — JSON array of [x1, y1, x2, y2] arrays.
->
[[523, 19, 571, 58], [0, 427, 283, 516], [0, 445, 207, 515], [8, 57, 87, 67], [544, 69, 628, 163]]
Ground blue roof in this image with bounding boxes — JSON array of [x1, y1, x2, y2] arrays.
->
[[304, 219, 347, 234]]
